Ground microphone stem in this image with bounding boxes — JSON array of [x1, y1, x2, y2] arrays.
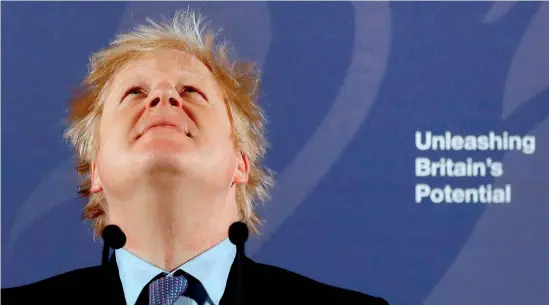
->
[[101, 243, 110, 266], [237, 245, 243, 305]]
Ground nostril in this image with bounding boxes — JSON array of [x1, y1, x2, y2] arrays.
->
[[150, 97, 160, 107], [169, 98, 179, 107]]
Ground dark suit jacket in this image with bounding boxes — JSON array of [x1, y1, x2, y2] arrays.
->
[[2, 255, 388, 305]]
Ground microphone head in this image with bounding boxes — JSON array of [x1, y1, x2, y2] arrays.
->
[[102, 225, 126, 249], [229, 221, 249, 247]]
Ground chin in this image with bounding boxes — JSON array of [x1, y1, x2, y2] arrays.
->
[[137, 153, 187, 174], [136, 136, 194, 152]]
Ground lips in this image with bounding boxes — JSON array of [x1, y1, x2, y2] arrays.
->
[[146, 123, 178, 132], [136, 118, 192, 140]]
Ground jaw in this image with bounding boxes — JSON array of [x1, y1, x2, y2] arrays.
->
[[105, 176, 240, 271]]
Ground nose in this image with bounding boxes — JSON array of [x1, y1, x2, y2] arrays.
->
[[147, 83, 182, 109]]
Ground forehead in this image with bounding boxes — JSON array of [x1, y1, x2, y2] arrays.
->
[[110, 48, 216, 88]]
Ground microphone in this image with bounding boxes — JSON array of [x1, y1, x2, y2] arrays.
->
[[229, 221, 249, 254], [101, 225, 127, 266], [228, 221, 248, 305]]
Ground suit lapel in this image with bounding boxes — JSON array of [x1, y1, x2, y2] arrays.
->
[[220, 254, 254, 305], [102, 255, 128, 305]]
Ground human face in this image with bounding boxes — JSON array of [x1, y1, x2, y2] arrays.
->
[[91, 49, 248, 194]]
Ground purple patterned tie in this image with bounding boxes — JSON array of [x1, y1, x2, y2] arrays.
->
[[148, 274, 189, 305]]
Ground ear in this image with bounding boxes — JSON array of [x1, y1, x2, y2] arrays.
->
[[233, 152, 250, 185], [90, 161, 103, 193]]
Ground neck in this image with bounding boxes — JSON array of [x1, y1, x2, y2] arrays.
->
[[106, 177, 239, 271]]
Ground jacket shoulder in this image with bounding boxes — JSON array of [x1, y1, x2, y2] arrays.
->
[[248, 259, 389, 304], [1, 266, 105, 305]]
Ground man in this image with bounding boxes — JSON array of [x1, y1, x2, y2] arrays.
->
[[2, 10, 389, 305]]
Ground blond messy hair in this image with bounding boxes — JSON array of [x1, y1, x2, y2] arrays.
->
[[64, 9, 273, 237]]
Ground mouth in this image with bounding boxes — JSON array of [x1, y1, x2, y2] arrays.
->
[[137, 122, 193, 140]]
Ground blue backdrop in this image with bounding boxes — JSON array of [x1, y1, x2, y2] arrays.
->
[[2, 2, 549, 305]]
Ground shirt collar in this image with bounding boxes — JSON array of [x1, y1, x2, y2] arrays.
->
[[115, 238, 236, 305]]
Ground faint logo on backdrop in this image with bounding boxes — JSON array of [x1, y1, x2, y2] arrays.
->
[[8, 1, 273, 251], [423, 2, 549, 305], [7, 2, 549, 303], [8, 2, 392, 254]]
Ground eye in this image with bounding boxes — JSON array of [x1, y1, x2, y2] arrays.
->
[[123, 86, 145, 100], [179, 86, 207, 101], [181, 86, 198, 94], [129, 88, 141, 95]]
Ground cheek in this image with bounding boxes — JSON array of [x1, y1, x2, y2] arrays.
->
[[99, 112, 132, 150], [198, 109, 233, 144], [199, 120, 237, 167], [98, 129, 122, 155]]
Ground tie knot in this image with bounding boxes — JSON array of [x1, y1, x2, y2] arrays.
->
[[148, 274, 188, 305]]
